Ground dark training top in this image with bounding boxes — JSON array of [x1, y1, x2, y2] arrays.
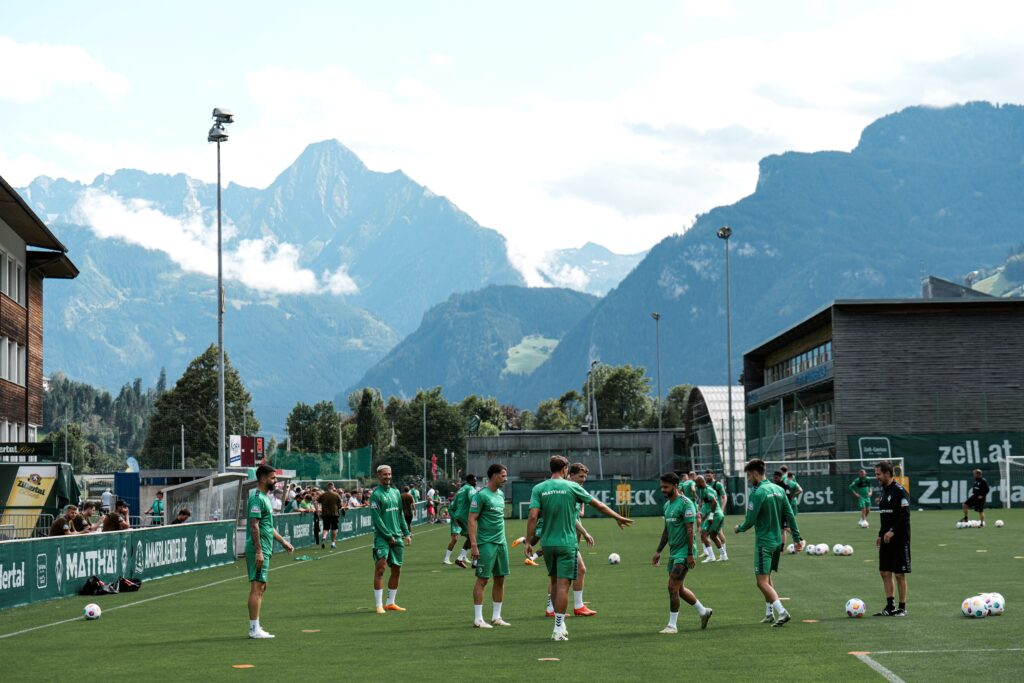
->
[[970, 477, 990, 502], [877, 481, 911, 542]]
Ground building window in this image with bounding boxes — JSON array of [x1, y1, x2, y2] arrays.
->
[[18, 344, 25, 386], [6, 341, 14, 384], [764, 339, 834, 385], [16, 264, 23, 305], [28, 425, 37, 443]]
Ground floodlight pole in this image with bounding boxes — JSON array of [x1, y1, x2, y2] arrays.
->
[[652, 312, 663, 474], [717, 226, 735, 475], [591, 360, 603, 479], [215, 135, 226, 474]]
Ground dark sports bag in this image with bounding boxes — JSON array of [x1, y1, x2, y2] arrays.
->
[[117, 577, 142, 592], [79, 575, 118, 596]]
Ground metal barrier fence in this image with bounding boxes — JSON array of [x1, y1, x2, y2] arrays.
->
[[0, 513, 54, 540]]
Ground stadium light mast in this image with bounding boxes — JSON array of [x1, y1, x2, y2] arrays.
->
[[717, 225, 735, 475], [590, 360, 603, 479], [208, 107, 233, 474], [651, 312, 663, 474]]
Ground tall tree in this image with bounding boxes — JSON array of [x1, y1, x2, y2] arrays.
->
[[458, 395, 504, 433], [394, 388, 466, 479], [354, 388, 389, 456], [141, 344, 260, 468], [533, 399, 573, 430], [584, 363, 654, 429], [285, 402, 318, 451]]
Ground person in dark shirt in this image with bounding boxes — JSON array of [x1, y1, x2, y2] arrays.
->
[[400, 486, 415, 531], [960, 469, 990, 527], [73, 501, 100, 532], [170, 508, 191, 524], [874, 461, 910, 617], [49, 505, 80, 536], [102, 500, 131, 532]]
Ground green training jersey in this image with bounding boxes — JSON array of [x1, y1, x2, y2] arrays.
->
[[150, 499, 165, 516], [697, 486, 724, 520], [849, 476, 871, 498], [450, 483, 475, 522], [664, 495, 698, 558], [711, 480, 726, 503], [369, 485, 410, 542], [679, 480, 697, 502], [469, 487, 506, 545], [737, 480, 800, 548], [529, 478, 592, 547], [245, 489, 274, 555], [411, 488, 420, 501]]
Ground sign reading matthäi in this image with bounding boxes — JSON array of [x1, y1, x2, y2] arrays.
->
[[0, 520, 236, 611], [849, 432, 1024, 508]]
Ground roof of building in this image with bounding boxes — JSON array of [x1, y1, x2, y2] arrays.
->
[[690, 385, 746, 471], [0, 174, 68, 252]]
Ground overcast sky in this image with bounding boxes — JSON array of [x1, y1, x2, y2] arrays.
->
[[3, 0, 1024, 275]]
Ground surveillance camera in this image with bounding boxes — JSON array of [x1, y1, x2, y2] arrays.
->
[[207, 125, 230, 143], [212, 107, 235, 124], [716, 226, 733, 239]]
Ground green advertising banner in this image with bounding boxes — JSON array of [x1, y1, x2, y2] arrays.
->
[[273, 502, 428, 551], [273, 513, 316, 551], [0, 520, 236, 611], [849, 432, 1024, 509], [511, 480, 673, 519], [725, 474, 878, 515]]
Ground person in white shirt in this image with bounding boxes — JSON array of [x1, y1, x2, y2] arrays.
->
[[101, 489, 114, 513], [271, 491, 283, 512]]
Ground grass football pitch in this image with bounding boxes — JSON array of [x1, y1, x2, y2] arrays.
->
[[1, 509, 1021, 682]]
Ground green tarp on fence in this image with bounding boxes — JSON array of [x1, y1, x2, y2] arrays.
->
[[272, 502, 429, 551], [269, 446, 374, 480], [0, 520, 236, 610]]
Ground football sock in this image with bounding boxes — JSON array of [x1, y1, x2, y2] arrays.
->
[[457, 549, 467, 561], [374, 589, 383, 608], [704, 545, 714, 557], [886, 597, 895, 610], [492, 602, 503, 620], [898, 602, 906, 611], [772, 599, 785, 616], [474, 604, 483, 621], [668, 611, 679, 628], [720, 543, 727, 553], [765, 602, 774, 617], [249, 619, 259, 632], [386, 589, 398, 605], [554, 614, 564, 630], [530, 553, 539, 561], [573, 591, 585, 610], [693, 600, 708, 616], [546, 595, 554, 612], [444, 550, 452, 562]]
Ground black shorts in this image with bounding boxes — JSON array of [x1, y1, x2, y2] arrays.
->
[[323, 514, 339, 531], [967, 498, 985, 513], [404, 514, 413, 529], [878, 540, 911, 574]]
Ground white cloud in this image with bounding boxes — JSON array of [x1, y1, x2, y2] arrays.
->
[[682, 0, 738, 21], [0, 36, 130, 102], [429, 53, 453, 66], [72, 189, 356, 296], [642, 33, 666, 47]]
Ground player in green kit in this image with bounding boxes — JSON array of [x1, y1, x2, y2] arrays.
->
[[444, 474, 476, 567], [705, 469, 729, 554], [371, 465, 411, 614], [246, 464, 294, 639], [850, 469, 872, 526], [468, 464, 511, 628], [652, 472, 713, 634], [735, 459, 803, 627], [679, 471, 698, 504], [526, 455, 632, 642], [695, 476, 727, 562]]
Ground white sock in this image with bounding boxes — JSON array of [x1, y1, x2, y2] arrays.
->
[[374, 589, 383, 608], [473, 604, 483, 621], [444, 549, 452, 562], [492, 602, 502, 621], [720, 543, 727, 553], [546, 594, 554, 612], [554, 613, 564, 629], [530, 552, 539, 561], [705, 545, 714, 557], [573, 591, 584, 610], [457, 549, 467, 561], [772, 599, 785, 615], [249, 619, 259, 632], [387, 589, 398, 606], [668, 611, 679, 628], [693, 600, 708, 616], [765, 602, 774, 617]]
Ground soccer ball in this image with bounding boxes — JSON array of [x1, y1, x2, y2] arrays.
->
[[843, 545, 854, 556], [984, 592, 1005, 615], [83, 603, 101, 620], [786, 543, 796, 554], [955, 521, 964, 529], [963, 596, 987, 618], [970, 520, 981, 528], [805, 543, 815, 556], [816, 543, 829, 555], [845, 598, 866, 618], [607, 553, 621, 565], [832, 543, 844, 555], [858, 519, 869, 528], [995, 520, 1004, 528]]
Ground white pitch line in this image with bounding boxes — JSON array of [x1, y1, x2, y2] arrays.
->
[[872, 648, 1024, 655], [0, 524, 444, 641], [853, 653, 906, 683]]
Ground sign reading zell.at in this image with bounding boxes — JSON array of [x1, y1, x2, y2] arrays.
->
[[0, 443, 56, 464]]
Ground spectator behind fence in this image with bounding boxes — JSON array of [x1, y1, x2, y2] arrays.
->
[[347, 490, 362, 508], [102, 500, 131, 531], [170, 508, 191, 524], [146, 491, 165, 525], [401, 486, 415, 530], [49, 504, 80, 536], [75, 501, 100, 533]]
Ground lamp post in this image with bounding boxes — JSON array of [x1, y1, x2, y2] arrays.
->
[[651, 312, 663, 474], [208, 108, 233, 474], [716, 226, 735, 475], [589, 360, 603, 479]]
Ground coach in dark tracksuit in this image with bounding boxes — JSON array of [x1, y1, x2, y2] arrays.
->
[[874, 461, 910, 617], [961, 469, 990, 527]]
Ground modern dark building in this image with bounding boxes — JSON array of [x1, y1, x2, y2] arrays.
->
[[742, 298, 1024, 507], [0, 174, 78, 443]]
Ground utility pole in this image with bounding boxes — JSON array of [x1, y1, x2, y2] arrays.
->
[[590, 360, 603, 479], [181, 425, 185, 470], [64, 406, 68, 463], [717, 226, 735, 474], [339, 416, 344, 478], [422, 401, 427, 493], [652, 312, 663, 474]]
